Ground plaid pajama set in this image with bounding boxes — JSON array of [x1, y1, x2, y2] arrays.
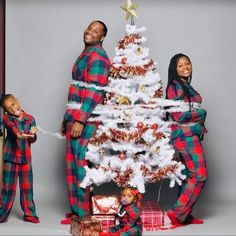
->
[[63, 44, 110, 217], [167, 80, 208, 223], [109, 203, 142, 236], [0, 112, 38, 222]]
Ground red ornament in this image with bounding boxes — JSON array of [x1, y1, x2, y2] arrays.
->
[[119, 152, 126, 160], [137, 122, 144, 129], [121, 57, 127, 64], [151, 123, 158, 130]]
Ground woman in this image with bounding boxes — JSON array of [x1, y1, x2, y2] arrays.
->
[[166, 53, 207, 226]]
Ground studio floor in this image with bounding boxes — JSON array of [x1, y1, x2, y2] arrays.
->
[[0, 202, 235, 236]]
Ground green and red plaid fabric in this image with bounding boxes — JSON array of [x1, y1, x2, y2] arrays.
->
[[171, 135, 207, 223], [65, 121, 97, 217], [166, 80, 207, 223], [63, 45, 110, 218], [166, 80, 207, 139], [0, 161, 38, 222], [140, 201, 164, 230], [64, 44, 110, 123], [2, 112, 37, 163], [109, 203, 142, 236]]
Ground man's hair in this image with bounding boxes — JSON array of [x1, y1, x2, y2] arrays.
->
[[0, 94, 14, 110], [96, 20, 108, 37]]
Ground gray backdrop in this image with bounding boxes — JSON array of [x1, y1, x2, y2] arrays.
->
[[5, 0, 236, 215]]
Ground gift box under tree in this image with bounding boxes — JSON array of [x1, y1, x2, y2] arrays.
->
[[92, 215, 116, 232], [90, 195, 168, 232], [141, 201, 165, 231], [70, 215, 101, 236], [91, 195, 119, 232]]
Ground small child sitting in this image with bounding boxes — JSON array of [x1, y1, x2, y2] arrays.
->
[[0, 94, 39, 223], [100, 186, 142, 236]]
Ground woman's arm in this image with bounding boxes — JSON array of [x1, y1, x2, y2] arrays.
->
[[167, 82, 206, 123]]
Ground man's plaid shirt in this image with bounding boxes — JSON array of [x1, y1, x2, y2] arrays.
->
[[2, 111, 37, 163], [167, 80, 208, 139], [64, 44, 110, 123]]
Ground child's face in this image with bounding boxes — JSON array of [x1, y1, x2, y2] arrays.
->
[[121, 188, 135, 206], [3, 96, 22, 117]]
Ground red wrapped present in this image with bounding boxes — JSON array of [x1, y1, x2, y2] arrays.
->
[[141, 201, 164, 231], [70, 215, 101, 236], [91, 195, 119, 215], [92, 215, 116, 232]]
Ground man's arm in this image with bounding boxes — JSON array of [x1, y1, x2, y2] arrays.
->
[[71, 51, 110, 124]]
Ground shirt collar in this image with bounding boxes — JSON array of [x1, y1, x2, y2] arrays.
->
[[83, 44, 102, 53], [9, 110, 28, 121]]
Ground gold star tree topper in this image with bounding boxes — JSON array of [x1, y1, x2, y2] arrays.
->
[[121, 0, 139, 21]]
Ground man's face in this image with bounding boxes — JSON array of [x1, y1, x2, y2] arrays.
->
[[83, 21, 105, 46], [3, 96, 22, 117]]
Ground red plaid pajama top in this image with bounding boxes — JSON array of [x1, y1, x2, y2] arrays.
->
[[2, 111, 37, 164], [64, 44, 110, 123], [167, 80, 208, 139]]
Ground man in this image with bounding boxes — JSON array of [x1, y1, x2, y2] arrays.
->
[[60, 21, 110, 224]]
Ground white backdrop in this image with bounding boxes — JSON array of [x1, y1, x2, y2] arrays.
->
[[5, 0, 236, 214]]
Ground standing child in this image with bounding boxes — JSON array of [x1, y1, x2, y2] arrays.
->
[[0, 94, 39, 223]]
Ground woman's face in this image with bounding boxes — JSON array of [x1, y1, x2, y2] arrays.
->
[[176, 56, 192, 80], [83, 21, 104, 46]]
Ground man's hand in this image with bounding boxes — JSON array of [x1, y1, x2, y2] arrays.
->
[[71, 121, 84, 138]]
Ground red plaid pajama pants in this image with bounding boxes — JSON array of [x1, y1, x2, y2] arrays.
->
[[65, 121, 97, 217], [0, 161, 38, 222], [171, 134, 207, 223]]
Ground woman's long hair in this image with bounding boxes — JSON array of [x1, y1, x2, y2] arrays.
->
[[165, 53, 192, 103]]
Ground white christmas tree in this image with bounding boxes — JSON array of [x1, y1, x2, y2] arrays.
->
[[80, 1, 186, 193]]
